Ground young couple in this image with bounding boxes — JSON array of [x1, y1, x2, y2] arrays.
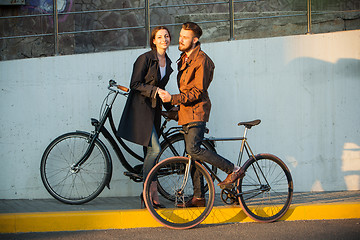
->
[[117, 22, 245, 208]]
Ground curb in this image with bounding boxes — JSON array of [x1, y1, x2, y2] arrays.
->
[[1, 202, 360, 233]]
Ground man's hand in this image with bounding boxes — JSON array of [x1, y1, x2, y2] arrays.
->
[[158, 89, 172, 103]]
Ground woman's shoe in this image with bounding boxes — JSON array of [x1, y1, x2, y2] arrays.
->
[[152, 201, 165, 209], [140, 193, 145, 209], [140, 192, 165, 209], [149, 181, 165, 209]]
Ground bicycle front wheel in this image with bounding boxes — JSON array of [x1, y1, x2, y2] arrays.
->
[[143, 157, 215, 229], [157, 133, 217, 201], [237, 153, 293, 222], [40, 132, 111, 204]]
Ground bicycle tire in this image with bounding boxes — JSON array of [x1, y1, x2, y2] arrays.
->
[[40, 132, 111, 204], [237, 153, 293, 222], [157, 133, 217, 201], [143, 156, 215, 229]]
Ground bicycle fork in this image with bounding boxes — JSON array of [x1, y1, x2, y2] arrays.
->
[[175, 157, 193, 205], [72, 96, 113, 171], [235, 152, 272, 200]]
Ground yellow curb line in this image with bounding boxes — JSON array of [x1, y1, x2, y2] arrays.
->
[[1, 203, 359, 233]]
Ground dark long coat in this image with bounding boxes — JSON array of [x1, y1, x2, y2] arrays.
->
[[117, 50, 173, 146]]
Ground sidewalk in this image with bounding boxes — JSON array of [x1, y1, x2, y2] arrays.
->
[[1, 191, 359, 233]]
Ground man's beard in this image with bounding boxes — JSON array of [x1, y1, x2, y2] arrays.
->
[[178, 42, 194, 53]]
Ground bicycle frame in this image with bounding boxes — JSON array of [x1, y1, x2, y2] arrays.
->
[[165, 126, 256, 188], [201, 127, 255, 182], [71, 88, 135, 171], [175, 124, 270, 199], [71, 82, 187, 186], [202, 128, 272, 199]]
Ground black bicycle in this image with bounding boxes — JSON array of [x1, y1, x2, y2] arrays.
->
[[143, 119, 293, 229], [40, 80, 216, 205]]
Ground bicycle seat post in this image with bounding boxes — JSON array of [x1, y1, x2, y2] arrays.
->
[[243, 127, 249, 139], [237, 126, 249, 166]]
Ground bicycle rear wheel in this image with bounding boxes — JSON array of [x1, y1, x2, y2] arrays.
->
[[40, 132, 111, 204], [157, 133, 217, 201], [143, 157, 215, 229], [237, 153, 293, 222]]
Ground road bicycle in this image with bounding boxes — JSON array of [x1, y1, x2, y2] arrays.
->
[[40, 80, 216, 205], [143, 119, 294, 229]]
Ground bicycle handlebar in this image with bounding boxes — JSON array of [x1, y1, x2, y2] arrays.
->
[[117, 85, 129, 92], [108, 79, 129, 93]]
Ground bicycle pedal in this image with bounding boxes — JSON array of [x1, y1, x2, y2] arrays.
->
[[124, 172, 143, 182]]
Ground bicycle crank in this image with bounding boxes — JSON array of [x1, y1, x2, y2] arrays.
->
[[220, 188, 239, 205]]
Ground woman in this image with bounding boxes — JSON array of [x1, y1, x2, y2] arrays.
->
[[117, 26, 173, 208]]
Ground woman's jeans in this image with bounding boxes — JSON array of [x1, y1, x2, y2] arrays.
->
[[183, 122, 234, 198], [142, 126, 161, 181]]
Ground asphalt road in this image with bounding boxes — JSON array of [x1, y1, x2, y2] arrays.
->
[[1, 219, 359, 240]]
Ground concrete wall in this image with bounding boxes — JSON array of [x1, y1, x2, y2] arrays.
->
[[0, 30, 359, 200], [2, 0, 360, 61]]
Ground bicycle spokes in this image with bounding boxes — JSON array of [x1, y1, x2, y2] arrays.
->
[[41, 132, 110, 204], [238, 154, 293, 222], [143, 157, 215, 229]]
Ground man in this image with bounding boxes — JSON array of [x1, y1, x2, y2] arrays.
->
[[158, 22, 244, 207]]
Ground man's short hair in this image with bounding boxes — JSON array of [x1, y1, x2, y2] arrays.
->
[[182, 22, 202, 39]]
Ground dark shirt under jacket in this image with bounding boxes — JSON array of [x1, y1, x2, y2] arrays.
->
[[117, 50, 173, 146]]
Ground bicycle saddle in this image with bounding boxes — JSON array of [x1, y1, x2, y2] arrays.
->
[[161, 111, 179, 121], [237, 119, 261, 129]]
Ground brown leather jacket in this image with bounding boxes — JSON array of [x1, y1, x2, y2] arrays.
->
[[171, 43, 215, 125]]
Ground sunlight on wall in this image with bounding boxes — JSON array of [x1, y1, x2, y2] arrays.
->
[[342, 142, 360, 190], [342, 142, 360, 171], [344, 175, 360, 190], [284, 31, 360, 64], [311, 180, 324, 191], [286, 156, 298, 168]]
